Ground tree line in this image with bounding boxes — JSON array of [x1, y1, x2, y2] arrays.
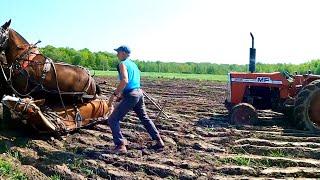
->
[[40, 45, 320, 75]]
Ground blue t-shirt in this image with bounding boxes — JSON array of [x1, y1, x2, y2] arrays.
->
[[118, 58, 141, 93]]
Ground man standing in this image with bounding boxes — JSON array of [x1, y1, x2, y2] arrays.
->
[[107, 45, 165, 153]]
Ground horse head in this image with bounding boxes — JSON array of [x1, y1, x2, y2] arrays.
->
[[0, 20, 32, 64], [1, 95, 45, 113]]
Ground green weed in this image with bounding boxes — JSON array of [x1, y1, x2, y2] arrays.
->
[[50, 174, 61, 180], [0, 158, 26, 180], [68, 157, 96, 176], [219, 155, 288, 168], [267, 149, 289, 157], [220, 156, 252, 166]]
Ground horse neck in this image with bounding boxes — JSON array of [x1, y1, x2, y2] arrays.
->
[[5, 29, 30, 64]]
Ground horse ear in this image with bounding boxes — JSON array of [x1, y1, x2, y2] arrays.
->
[[2, 19, 11, 30]]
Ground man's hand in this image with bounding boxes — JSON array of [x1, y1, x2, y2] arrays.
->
[[107, 94, 115, 116], [115, 94, 123, 102], [107, 104, 114, 116]]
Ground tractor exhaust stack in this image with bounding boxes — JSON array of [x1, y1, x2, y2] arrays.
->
[[249, 32, 256, 73]]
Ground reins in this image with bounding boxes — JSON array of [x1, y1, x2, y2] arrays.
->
[[0, 55, 52, 97]]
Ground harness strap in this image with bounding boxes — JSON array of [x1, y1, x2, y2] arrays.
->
[[83, 75, 93, 93], [2, 54, 94, 100], [14, 42, 41, 63], [0, 64, 9, 82], [11, 97, 34, 115], [39, 58, 52, 89], [50, 61, 68, 117], [0, 57, 53, 97]]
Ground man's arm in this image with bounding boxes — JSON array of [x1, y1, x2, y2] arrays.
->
[[108, 63, 128, 106]]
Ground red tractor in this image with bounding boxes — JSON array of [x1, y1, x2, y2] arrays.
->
[[225, 33, 320, 132]]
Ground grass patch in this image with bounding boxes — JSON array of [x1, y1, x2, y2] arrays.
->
[[7, 150, 21, 160], [94, 70, 227, 82], [219, 156, 252, 166], [68, 157, 95, 176], [50, 174, 61, 180], [218, 155, 289, 168], [0, 158, 26, 179], [267, 149, 289, 157]]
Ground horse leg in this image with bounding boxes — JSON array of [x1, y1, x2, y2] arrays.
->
[[96, 84, 101, 96]]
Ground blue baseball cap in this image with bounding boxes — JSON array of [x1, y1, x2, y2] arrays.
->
[[114, 45, 131, 54]]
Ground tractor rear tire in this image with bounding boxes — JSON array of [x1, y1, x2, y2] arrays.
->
[[294, 79, 320, 132], [230, 103, 258, 125]]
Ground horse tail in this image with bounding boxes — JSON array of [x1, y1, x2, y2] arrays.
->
[[96, 84, 101, 96]]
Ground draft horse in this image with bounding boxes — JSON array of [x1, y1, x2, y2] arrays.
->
[[0, 20, 101, 104], [2, 95, 110, 134]]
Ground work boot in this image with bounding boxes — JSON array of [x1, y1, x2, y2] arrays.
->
[[112, 144, 127, 154], [156, 138, 165, 148], [151, 135, 165, 150]]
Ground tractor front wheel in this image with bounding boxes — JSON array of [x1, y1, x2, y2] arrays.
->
[[230, 103, 258, 125], [294, 79, 320, 132]]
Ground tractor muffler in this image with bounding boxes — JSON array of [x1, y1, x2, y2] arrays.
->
[[249, 32, 256, 73]]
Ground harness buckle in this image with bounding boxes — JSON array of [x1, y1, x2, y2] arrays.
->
[[74, 106, 83, 128]]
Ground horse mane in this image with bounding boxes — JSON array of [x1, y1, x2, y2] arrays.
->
[[9, 29, 29, 45]]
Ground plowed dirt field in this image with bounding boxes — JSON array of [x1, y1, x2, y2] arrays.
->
[[1, 77, 320, 179]]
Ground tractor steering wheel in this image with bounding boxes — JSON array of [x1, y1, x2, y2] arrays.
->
[[281, 71, 294, 81]]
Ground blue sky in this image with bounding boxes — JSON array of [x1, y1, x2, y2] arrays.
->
[[1, 0, 320, 64]]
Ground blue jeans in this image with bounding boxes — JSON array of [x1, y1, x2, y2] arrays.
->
[[108, 89, 160, 146]]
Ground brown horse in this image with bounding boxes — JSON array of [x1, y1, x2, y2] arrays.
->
[[1, 95, 110, 133], [0, 20, 100, 103]]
